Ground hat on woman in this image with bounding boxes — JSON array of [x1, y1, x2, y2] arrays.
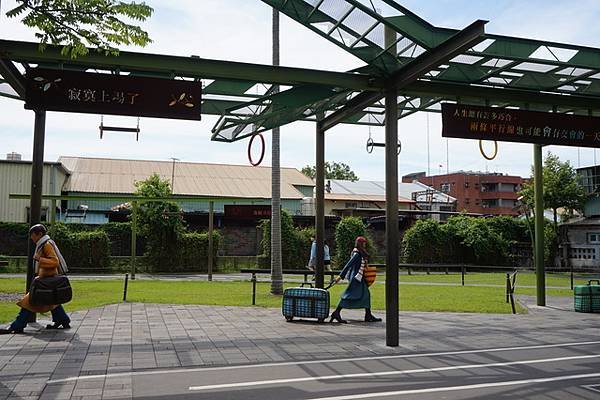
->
[[28, 224, 47, 235]]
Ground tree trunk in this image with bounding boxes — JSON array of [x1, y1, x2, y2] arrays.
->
[[553, 208, 558, 233], [270, 9, 283, 295]]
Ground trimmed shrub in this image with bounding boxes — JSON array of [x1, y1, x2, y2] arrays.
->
[[401, 215, 523, 265], [484, 216, 529, 243], [260, 210, 312, 269], [544, 221, 558, 266], [177, 231, 221, 272], [442, 216, 509, 265], [0, 222, 29, 255], [334, 217, 375, 267], [401, 219, 445, 263], [48, 223, 111, 270]]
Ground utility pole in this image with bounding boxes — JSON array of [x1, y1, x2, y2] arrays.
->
[[169, 157, 179, 194]]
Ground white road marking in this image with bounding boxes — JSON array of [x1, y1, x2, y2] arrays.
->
[[302, 373, 600, 400], [188, 354, 600, 391], [582, 384, 600, 394], [46, 340, 600, 384]]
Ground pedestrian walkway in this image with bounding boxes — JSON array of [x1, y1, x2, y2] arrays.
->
[[0, 297, 597, 399]]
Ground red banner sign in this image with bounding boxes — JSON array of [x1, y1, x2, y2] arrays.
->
[[442, 103, 600, 148], [224, 205, 271, 219]]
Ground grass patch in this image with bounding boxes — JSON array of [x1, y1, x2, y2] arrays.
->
[[0, 276, 549, 323], [400, 271, 593, 288], [2, 271, 589, 322]]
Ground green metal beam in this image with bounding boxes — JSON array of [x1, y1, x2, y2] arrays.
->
[[0, 39, 383, 91], [9, 193, 277, 202], [403, 80, 600, 111], [321, 19, 486, 131], [0, 58, 25, 98]]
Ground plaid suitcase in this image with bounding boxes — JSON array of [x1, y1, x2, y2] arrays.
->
[[282, 284, 330, 323]]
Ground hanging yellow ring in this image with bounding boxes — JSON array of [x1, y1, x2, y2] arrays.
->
[[479, 140, 498, 160]]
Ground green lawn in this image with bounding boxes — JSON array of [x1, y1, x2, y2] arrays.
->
[[400, 271, 594, 287], [0, 273, 583, 323]]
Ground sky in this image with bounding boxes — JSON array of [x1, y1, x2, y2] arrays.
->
[[1, 0, 600, 180]]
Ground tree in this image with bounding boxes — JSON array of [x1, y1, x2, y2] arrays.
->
[[6, 0, 153, 58], [134, 174, 185, 269], [519, 152, 587, 231], [301, 162, 359, 181], [270, 9, 283, 295]]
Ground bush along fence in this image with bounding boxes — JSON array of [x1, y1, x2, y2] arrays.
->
[[0, 214, 552, 273], [401, 215, 543, 267], [259, 210, 313, 269], [0, 221, 223, 273]]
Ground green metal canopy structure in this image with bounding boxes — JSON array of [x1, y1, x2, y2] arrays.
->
[[216, 0, 600, 141], [3, 1, 600, 141], [3, 0, 600, 346]]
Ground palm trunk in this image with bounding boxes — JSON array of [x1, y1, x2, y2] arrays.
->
[[270, 9, 283, 295]]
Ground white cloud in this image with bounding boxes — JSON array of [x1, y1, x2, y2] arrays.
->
[[1, 0, 599, 180]]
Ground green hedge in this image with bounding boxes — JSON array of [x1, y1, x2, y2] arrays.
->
[[401, 216, 534, 266], [401, 219, 445, 263], [146, 231, 221, 273], [0, 222, 29, 256], [48, 223, 111, 270], [402, 215, 558, 265], [334, 217, 375, 267], [260, 211, 312, 269]]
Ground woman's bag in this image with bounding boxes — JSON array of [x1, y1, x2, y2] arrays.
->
[[364, 265, 377, 287], [30, 275, 73, 305]]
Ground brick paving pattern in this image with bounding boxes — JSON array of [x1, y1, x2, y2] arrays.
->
[[0, 295, 598, 399]]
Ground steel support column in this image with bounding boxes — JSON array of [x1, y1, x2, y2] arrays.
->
[[26, 110, 46, 323], [533, 144, 545, 306], [208, 201, 214, 281], [130, 201, 138, 280], [385, 87, 399, 347], [315, 122, 325, 289]]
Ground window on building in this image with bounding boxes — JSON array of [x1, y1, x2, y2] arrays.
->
[[569, 247, 597, 260], [26, 207, 48, 223], [464, 182, 469, 188], [345, 202, 358, 209], [440, 183, 450, 193], [588, 233, 600, 243], [481, 199, 498, 208]]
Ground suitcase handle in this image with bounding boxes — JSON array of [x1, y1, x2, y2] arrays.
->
[[588, 280, 600, 286], [300, 282, 314, 288]]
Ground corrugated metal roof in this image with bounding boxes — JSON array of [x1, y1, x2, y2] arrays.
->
[[327, 179, 456, 203], [0, 159, 70, 175], [324, 193, 413, 204], [59, 156, 313, 199]]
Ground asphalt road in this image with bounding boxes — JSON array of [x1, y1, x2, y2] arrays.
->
[[54, 340, 600, 399]]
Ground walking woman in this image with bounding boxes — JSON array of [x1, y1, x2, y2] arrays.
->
[[0, 224, 71, 334], [330, 236, 381, 323]]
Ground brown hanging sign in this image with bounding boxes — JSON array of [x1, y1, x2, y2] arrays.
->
[[442, 103, 600, 148], [24, 68, 202, 120]]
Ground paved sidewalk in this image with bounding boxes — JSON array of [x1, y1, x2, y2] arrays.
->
[[0, 296, 598, 400]]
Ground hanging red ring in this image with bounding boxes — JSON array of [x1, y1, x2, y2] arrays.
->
[[248, 132, 265, 166]]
